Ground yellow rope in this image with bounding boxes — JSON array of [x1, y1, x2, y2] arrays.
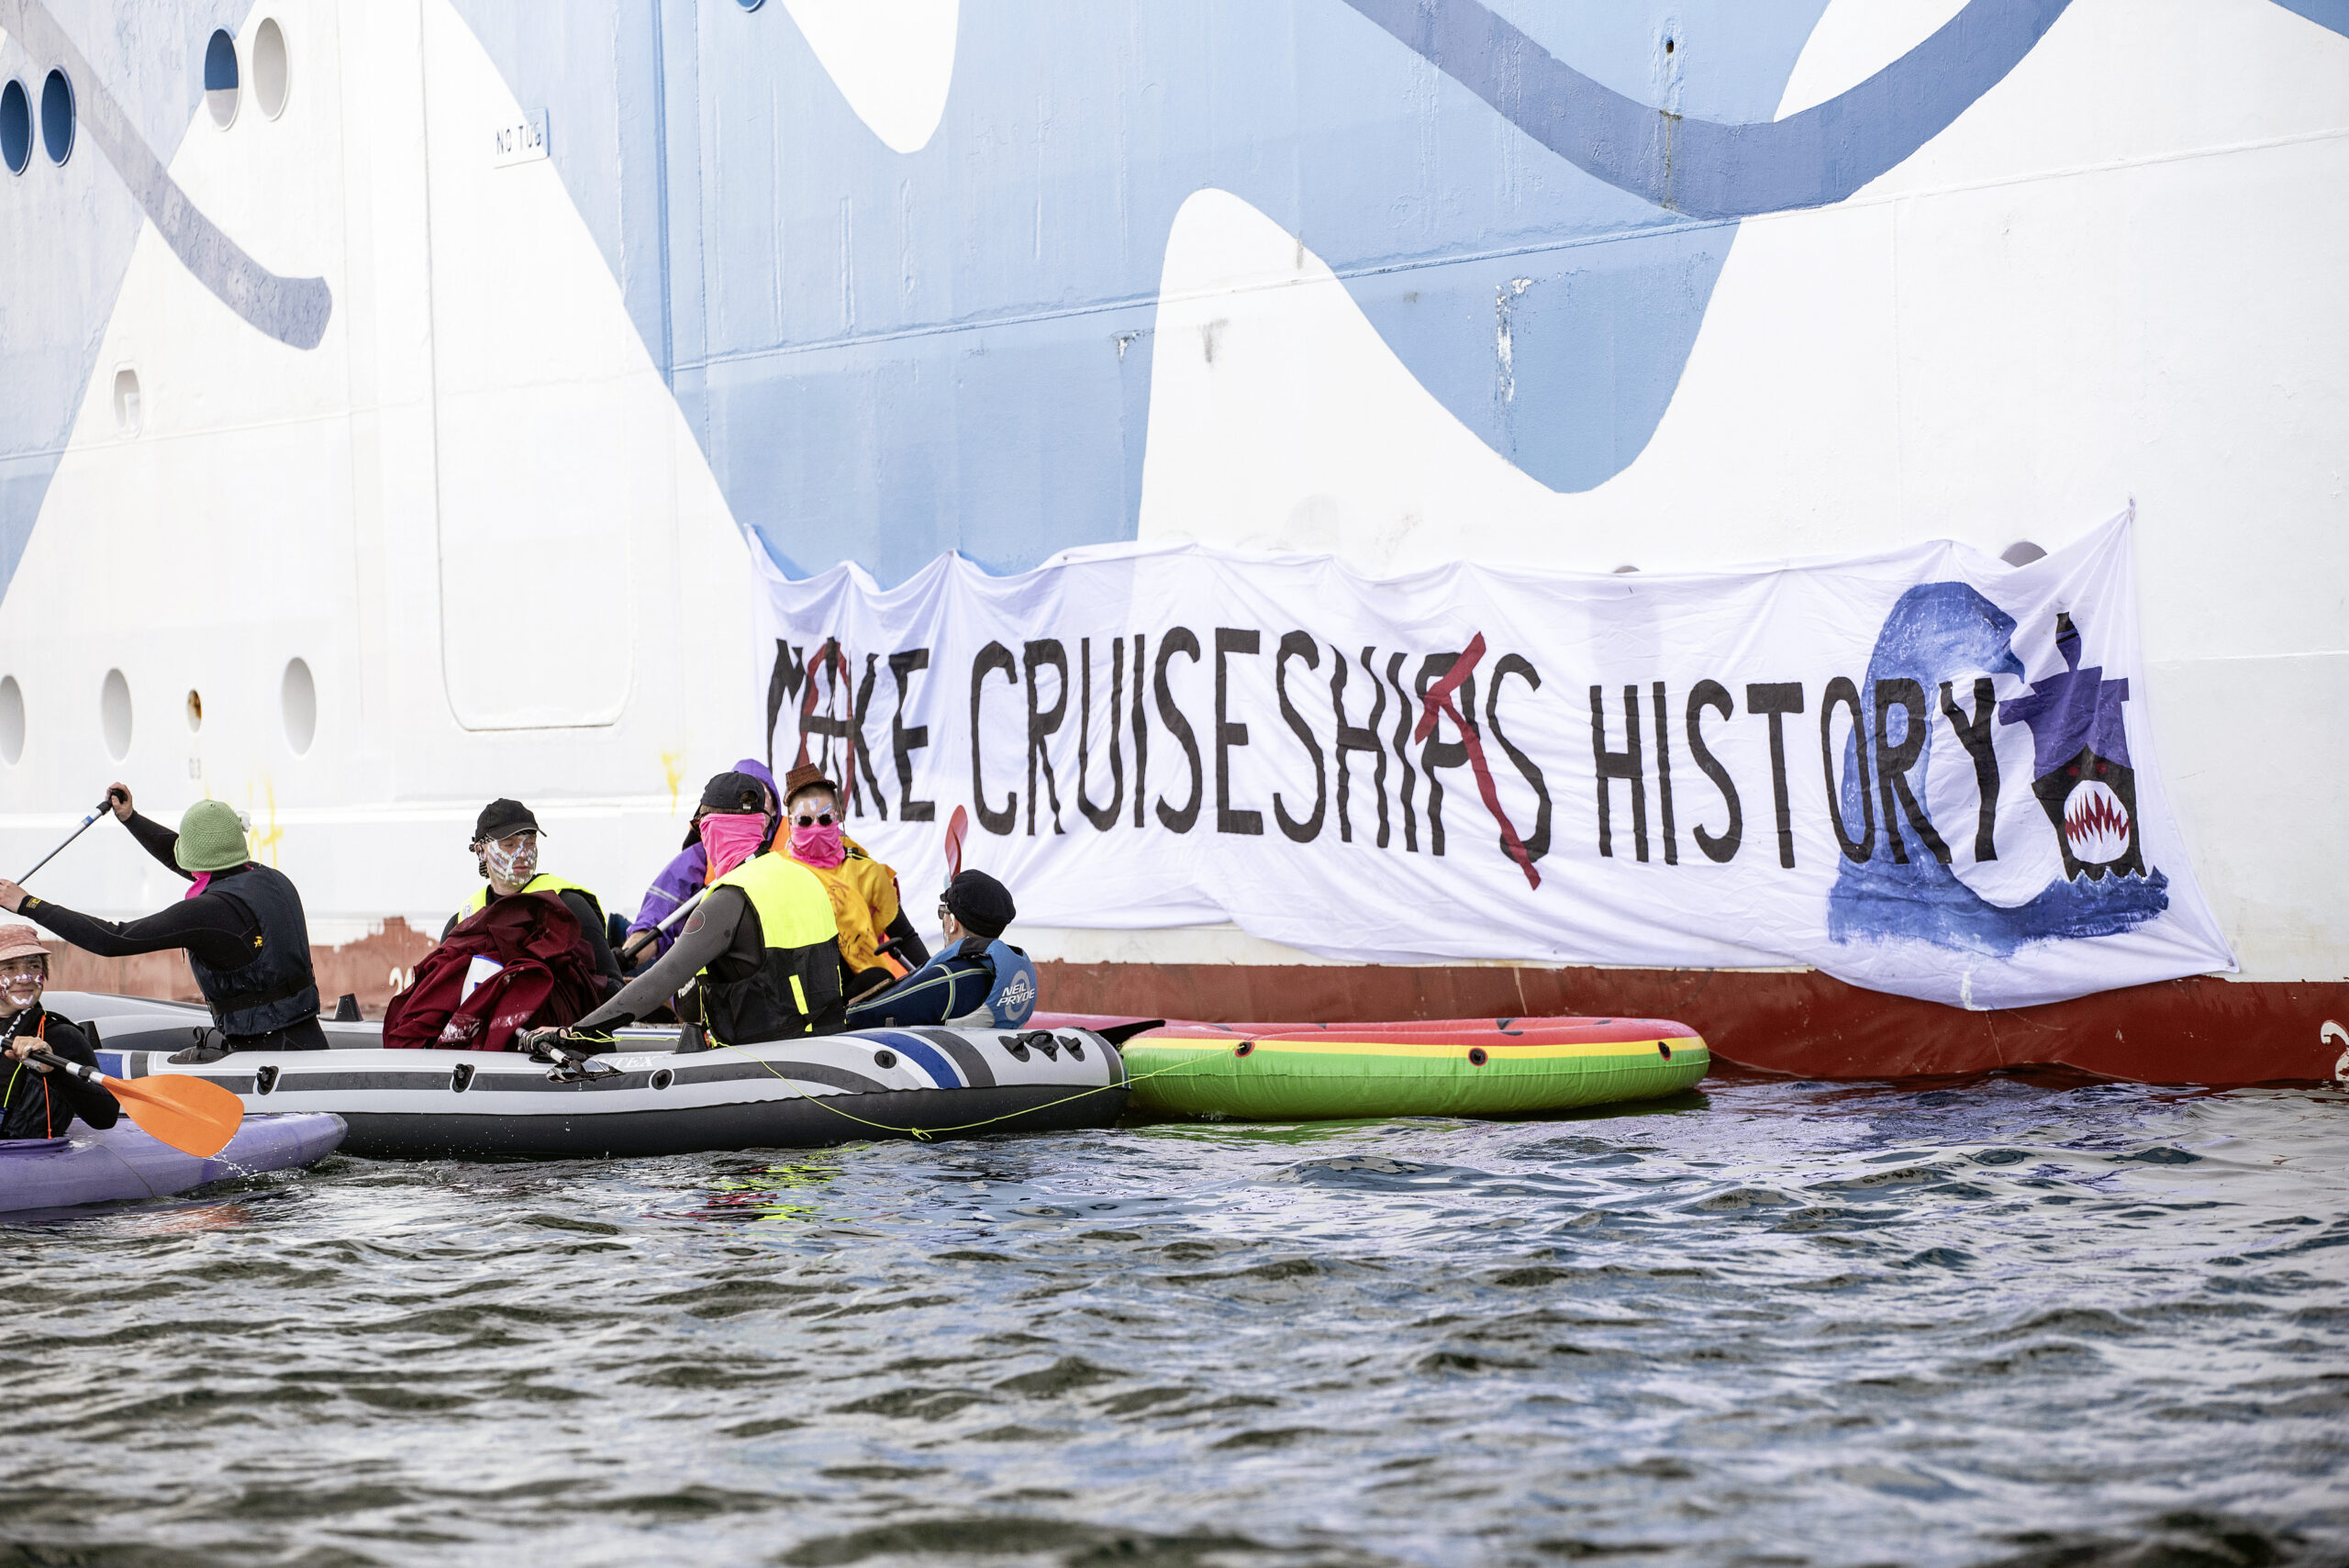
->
[[711, 1034, 1220, 1141]]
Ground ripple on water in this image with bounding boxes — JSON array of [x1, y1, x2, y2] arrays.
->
[[3, 1074, 2345, 1567]]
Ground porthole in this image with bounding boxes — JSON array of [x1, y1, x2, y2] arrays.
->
[[0, 80, 29, 175], [100, 669, 131, 762], [203, 30, 239, 128], [0, 677, 23, 765], [184, 689, 204, 732], [113, 369, 141, 436], [281, 657, 316, 755], [39, 70, 72, 166], [735, 0, 764, 10], [251, 18, 289, 119]]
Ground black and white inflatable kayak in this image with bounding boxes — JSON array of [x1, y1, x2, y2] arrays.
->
[[87, 1023, 1130, 1160]]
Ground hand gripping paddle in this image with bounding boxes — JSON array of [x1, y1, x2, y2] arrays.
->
[[28, 1049, 246, 1158]]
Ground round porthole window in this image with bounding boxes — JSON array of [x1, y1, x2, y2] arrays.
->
[[0, 80, 29, 176], [100, 669, 132, 762], [0, 676, 24, 765], [252, 18, 289, 118], [281, 657, 316, 755], [203, 29, 239, 128], [39, 69, 72, 166]]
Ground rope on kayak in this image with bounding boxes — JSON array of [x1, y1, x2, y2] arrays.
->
[[715, 1038, 1224, 1141]]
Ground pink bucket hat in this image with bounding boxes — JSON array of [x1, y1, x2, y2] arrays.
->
[[0, 925, 49, 965]]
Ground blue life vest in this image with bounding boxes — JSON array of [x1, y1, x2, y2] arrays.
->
[[971, 940, 1039, 1028]]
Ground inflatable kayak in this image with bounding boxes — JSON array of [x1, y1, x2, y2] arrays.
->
[[0, 1113, 347, 1216], [1041, 1015, 1709, 1119], [106, 1026, 1131, 1159]]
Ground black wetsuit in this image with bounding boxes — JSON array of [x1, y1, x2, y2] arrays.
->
[[18, 813, 329, 1051], [571, 884, 844, 1043], [847, 937, 996, 1027], [0, 1006, 118, 1140]]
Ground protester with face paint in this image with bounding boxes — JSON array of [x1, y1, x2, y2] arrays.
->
[[777, 763, 929, 1004], [0, 784, 326, 1061], [0, 926, 118, 1140], [443, 800, 623, 989], [618, 758, 779, 971], [531, 772, 843, 1050]]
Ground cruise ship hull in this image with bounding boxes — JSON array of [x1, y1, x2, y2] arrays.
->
[[1, 0, 2342, 1085]]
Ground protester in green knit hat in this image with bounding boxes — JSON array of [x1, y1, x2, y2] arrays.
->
[[174, 799, 252, 873], [0, 782, 328, 1058]]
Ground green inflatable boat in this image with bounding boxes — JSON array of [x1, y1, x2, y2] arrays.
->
[[1072, 1015, 1709, 1120]]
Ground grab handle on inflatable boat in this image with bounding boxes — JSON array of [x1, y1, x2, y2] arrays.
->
[[26, 1047, 245, 1159]]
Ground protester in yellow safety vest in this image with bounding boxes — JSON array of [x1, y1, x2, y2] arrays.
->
[[531, 772, 842, 1049], [778, 763, 928, 1004], [443, 799, 623, 988]]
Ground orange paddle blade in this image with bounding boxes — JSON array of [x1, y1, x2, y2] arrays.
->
[[105, 1072, 245, 1159]]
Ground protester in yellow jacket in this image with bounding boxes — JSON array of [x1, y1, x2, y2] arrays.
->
[[777, 763, 929, 1001]]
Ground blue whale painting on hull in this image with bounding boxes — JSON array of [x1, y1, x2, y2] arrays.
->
[[1828, 583, 2168, 959]]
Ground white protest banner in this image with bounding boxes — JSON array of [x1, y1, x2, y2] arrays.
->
[[751, 511, 2232, 1009]]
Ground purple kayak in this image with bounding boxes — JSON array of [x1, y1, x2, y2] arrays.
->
[[0, 1113, 346, 1216]]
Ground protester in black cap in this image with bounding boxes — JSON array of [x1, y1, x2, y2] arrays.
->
[[443, 800, 622, 987], [534, 772, 842, 1049], [845, 869, 1040, 1029]]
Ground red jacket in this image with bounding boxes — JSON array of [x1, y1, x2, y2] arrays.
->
[[384, 893, 607, 1051]]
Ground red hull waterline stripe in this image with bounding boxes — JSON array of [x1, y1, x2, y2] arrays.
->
[[1036, 965, 2349, 1087]]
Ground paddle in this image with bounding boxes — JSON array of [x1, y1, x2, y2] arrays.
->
[[26, 1048, 245, 1158], [16, 795, 116, 884], [943, 803, 968, 881]]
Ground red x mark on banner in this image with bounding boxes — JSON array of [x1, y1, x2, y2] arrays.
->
[[1412, 632, 1542, 891]]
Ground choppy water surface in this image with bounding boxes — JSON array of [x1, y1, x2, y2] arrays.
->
[[8, 1071, 2347, 1568]]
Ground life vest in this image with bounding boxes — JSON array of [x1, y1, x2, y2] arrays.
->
[[460, 873, 602, 928], [698, 852, 844, 1045], [188, 864, 321, 1038], [792, 839, 901, 974], [0, 1012, 56, 1139], [947, 940, 1039, 1029]]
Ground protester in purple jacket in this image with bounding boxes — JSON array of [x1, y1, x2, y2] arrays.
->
[[620, 758, 778, 970]]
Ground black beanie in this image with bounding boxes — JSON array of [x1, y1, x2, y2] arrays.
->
[[942, 870, 1016, 940]]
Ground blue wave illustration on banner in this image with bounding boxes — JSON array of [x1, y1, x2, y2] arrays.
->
[[1828, 584, 2168, 957]]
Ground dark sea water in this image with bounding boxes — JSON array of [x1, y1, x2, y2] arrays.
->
[[6, 1071, 2346, 1568]]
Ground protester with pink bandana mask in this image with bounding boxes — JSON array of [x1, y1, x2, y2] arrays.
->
[[618, 758, 779, 971], [535, 771, 843, 1051], [779, 763, 928, 1004]]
